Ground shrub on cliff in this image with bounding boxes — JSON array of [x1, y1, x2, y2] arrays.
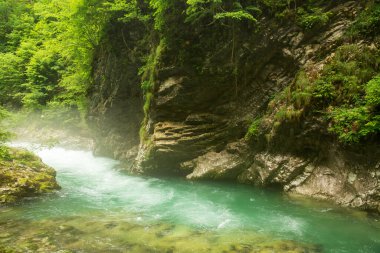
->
[[347, 2, 380, 38], [256, 44, 380, 144]]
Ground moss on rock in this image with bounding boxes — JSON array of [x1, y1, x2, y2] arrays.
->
[[0, 146, 60, 205]]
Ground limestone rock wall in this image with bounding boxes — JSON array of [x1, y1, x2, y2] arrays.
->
[[89, 1, 380, 213]]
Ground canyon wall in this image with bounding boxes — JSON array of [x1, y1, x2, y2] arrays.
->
[[88, 1, 380, 213]]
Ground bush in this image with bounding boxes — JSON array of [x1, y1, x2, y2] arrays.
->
[[260, 44, 380, 144], [313, 45, 379, 105], [245, 118, 262, 139], [347, 3, 380, 38], [365, 75, 380, 108], [312, 80, 335, 103], [296, 7, 331, 30], [316, 46, 380, 143], [328, 107, 379, 143]]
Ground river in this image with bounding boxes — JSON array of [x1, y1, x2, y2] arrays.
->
[[0, 143, 379, 252]]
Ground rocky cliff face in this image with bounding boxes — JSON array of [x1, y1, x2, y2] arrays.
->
[[89, 1, 380, 213], [88, 20, 145, 163]]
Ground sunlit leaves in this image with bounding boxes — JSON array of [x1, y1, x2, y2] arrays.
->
[[365, 75, 380, 108], [105, 0, 149, 23], [185, 0, 257, 24], [149, 0, 175, 30], [0, 53, 25, 107], [0, 0, 110, 112], [214, 10, 256, 22]]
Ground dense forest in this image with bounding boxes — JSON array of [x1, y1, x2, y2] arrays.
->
[[1, 0, 379, 144], [0, 0, 107, 128]]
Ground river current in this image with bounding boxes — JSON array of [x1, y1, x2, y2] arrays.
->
[[0, 143, 379, 252]]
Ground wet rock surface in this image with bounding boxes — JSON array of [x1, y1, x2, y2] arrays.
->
[[138, 113, 237, 173], [185, 142, 252, 180], [238, 149, 380, 213], [88, 20, 144, 164]]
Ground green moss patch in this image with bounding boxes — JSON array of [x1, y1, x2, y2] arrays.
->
[[0, 146, 60, 204]]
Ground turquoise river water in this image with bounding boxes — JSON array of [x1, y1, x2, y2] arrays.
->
[[0, 143, 379, 252]]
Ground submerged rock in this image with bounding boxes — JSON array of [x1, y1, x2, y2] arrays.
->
[[0, 147, 60, 204], [0, 213, 321, 253]]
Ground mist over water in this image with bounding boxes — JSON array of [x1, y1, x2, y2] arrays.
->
[[2, 142, 380, 252]]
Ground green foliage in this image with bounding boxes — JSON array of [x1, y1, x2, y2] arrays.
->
[[314, 45, 379, 104], [296, 6, 331, 30], [258, 0, 290, 13], [0, 0, 111, 126], [291, 71, 313, 109], [263, 70, 311, 134], [347, 3, 380, 38], [214, 10, 257, 22], [1, 0, 378, 147], [245, 118, 262, 139], [185, 0, 221, 23], [261, 44, 380, 144], [312, 80, 335, 102], [328, 107, 380, 143], [0, 146, 10, 160], [141, 81, 153, 92], [365, 75, 380, 108], [143, 92, 153, 116], [316, 45, 380, 143], [23, 49, 66, 107], [0, 107, 11, 157], [105, 0, 149, 23], [0, 53, 24, 106], [149, 0, 175, 30], [327, 73, 380, 143], [258, 41, 380, 144], [185, 0, 258, 24], [0, 0, 34, 53]]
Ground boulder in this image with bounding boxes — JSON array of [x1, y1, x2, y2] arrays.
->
[[0, 147, 60, 204]]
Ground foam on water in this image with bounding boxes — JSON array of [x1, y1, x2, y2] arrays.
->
[[4, 142, 380, 253]]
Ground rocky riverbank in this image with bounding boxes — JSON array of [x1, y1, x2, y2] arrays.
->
[[0, 147, 60, 204]]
